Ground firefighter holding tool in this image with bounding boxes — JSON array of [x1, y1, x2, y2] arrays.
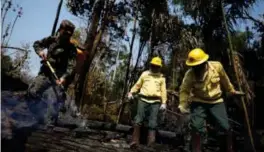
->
[[178, 48, 244, 152], [127, 56, 167, 148], [27, 20, 77, 125]]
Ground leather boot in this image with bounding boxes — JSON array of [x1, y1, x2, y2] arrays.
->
[[191, 132, 201, 152], [226, 130, 234, 152], [130, 125, 141, 148], [147, 130, 156, 147]]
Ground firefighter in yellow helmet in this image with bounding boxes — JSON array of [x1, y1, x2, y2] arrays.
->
[[178, 48, 244, 152], [128, 56, 167, 148]]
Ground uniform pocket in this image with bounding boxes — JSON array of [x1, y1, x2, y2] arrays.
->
[[211, 77, 220, 83], [207, 76, 220, 93]]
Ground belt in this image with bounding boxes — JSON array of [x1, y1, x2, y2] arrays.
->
[[138, 94, 161, 100], [194, 95, 222, 101]]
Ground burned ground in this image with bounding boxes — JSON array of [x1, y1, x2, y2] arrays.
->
[[2, 91, 264, 152]]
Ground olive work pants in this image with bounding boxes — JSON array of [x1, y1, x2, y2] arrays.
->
[[134, 98, 161, 130], [190, 102, 230, 134]]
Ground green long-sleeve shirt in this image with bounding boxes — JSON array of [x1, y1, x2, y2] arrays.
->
[[33, 36, 77, 79]]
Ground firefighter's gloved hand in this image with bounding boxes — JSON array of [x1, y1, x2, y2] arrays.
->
[[127, 92, 134, 100], [160, 103, 166, 110], [56, 78, 65, 85], [178, 105, 190, 114]]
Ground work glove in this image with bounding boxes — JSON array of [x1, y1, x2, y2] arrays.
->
[[127, 92, 134, 100], [160, 103, 167, 110], [56, 78, 65, 85], [178, 105, 190, 114]]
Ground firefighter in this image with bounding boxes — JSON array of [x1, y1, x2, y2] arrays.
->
[[178, 48, 244, 152], [27, 20, 77, 125], [128, 57, 167, 148]]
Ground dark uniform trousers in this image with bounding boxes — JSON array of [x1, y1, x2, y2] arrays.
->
[[27, 74, 65, 124]]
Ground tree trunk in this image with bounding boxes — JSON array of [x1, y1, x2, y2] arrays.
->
[[79, 0, 114, 111], [111, 47, 121, 85], [172, 48, 177, 90], [51, 0, 63, 36], [76, 0, 105, 109], [117, 8, 139, 124], [146, 9, 156, 65], [128, 41, 146, 89], [221, 1, 256, 152], [80, 29, 105, 109]]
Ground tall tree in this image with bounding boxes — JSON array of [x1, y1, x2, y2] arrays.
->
[[51, 0, 63, 36]]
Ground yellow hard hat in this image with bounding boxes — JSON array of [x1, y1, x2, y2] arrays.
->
[[186, 48, 209, 66], [150, 57, 162, 67]]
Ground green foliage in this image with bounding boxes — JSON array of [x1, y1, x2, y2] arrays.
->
[[65, 0, 264, 125], [1, 46, 33, 90], [231, 30, 253, 52]]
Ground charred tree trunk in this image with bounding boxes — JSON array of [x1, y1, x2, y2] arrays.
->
[[76, 0, 105, 110], [79, 0, 114, 111]]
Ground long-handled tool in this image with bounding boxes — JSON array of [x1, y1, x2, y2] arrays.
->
[[45, 60, 65, 91], [44, 60, 69, 114]]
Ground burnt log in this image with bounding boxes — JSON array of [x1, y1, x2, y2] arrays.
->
[[57, 118, 180, 140], [82, 120, 178, 139], [71, 120, 182, 146], [24, 126, 180, 152]]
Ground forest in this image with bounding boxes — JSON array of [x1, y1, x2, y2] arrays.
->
[[1, 0, 264, 152]]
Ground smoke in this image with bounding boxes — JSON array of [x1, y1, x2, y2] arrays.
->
[[1, 91, 46, 139], [1, 89, 86, 140], [1, 88, 65, 140]]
